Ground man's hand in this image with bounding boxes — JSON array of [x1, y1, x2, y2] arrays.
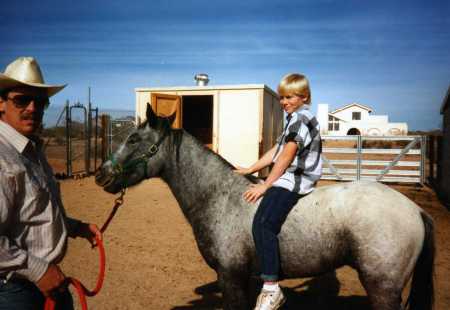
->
[[36, 264, 66, 297], [243, 183, 269, 203], [76, 223, 102, 247]]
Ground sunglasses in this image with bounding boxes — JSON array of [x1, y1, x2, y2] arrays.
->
[[7, 95, 50, 109]]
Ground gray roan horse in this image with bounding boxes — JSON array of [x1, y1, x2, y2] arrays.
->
[[96, 104, 434, 310]]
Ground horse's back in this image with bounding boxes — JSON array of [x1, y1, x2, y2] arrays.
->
[[279, 181, 425, 279], [288, 180, 423, 227]]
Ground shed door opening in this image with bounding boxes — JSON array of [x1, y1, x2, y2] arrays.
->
[[182, 95, 213, 147]]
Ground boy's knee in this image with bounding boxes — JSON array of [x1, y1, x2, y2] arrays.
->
[[252, 214, 264, 235], [253, 215, 281, 236]]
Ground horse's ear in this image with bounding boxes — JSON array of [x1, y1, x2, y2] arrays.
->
[[146, 103, 158, 128], [167, 111, 176, 127]]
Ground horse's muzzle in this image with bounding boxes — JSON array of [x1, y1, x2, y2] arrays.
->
[[95, 166, 113, 187]]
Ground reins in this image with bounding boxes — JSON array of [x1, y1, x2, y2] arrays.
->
[[44, 189, 127, 310]]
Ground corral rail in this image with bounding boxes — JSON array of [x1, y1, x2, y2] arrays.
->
[[321, 135, 426, 184]]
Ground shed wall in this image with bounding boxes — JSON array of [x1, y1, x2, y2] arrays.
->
[[217, 89, 260, 167], [135, 86, 282, 170]]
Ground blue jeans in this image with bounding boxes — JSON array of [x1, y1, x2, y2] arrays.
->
[[0, 278, 73, 310], [252, 186, 302, 282]]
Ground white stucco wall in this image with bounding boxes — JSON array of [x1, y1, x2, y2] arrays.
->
[[317, 103, 329, 135], [367, 115, 389, 123], [345, 121, 408, 136], [317, 103, 408, 136]]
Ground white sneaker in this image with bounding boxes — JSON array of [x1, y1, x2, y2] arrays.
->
[[254, 288, 286, 310]]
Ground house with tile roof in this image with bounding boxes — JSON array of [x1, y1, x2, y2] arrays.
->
[[317, 102, 408, 136]]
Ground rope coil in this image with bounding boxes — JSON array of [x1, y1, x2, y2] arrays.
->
[[44, 189, 125, 310], [44, 234, 105, 310]]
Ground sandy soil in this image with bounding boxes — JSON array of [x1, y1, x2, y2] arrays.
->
[[59, 177, 450, 310]]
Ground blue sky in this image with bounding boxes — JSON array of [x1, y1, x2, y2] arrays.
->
[[2, 0, 449, 130]]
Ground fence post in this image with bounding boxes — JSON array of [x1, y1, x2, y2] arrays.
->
[[420, 135, 426, 185], [65, 100, 71, 177], [437, 135, 443, 184], [84, 106, 89, 175], [93, 108, 99, 171], [86, 87, 92, 175], [428, 135, 435, 184], [101, 114, 111, 162], [357, 135, 362, 180]]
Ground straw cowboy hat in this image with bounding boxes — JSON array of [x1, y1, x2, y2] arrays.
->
[[0, 57, 66, 97]]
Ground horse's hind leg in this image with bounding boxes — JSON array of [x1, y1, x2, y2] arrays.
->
[[217, 268, 250, 310], [359, 273, 403, 310]]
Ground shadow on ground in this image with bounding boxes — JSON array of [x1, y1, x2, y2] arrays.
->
[[171, 272, 370, 309]]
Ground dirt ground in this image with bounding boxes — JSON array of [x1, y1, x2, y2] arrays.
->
[[59, 177, 450, 309]]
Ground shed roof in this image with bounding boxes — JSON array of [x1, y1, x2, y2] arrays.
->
[[135, 84, 278, 97], [330, 103, 373, 114], [440, 85, 450, 114]]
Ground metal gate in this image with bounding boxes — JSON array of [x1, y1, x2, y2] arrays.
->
[[101, 116, 136, 158], [43, 100, 99, 178], [321, 135, 426, 184]]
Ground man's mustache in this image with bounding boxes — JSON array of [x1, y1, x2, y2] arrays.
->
[[20, 113, 42, 121]]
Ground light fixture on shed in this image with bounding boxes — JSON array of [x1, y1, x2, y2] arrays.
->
[[194, 73, 209, 86]]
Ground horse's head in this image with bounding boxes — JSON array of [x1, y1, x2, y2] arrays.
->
[[95, 104, 176, 193]]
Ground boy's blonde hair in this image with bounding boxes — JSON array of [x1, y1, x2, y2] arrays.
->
[[277, 73, 311, 104]]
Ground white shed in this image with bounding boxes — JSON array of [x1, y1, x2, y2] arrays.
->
[[135, 84, 283, 174]]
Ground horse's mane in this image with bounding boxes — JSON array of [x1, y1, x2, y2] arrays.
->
[[143, 118, 259, 184]]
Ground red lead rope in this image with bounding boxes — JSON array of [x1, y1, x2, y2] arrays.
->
[[44, 235, 105, 310], [44, 190, 125, 310]]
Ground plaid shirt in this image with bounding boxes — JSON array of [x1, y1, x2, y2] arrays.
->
[[0, 121, 80, 282], [272, 105, 322, 194]]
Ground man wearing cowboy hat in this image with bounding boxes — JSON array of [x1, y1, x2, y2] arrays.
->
[[0, 57, 101, 309]]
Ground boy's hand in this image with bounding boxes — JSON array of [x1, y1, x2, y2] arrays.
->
[[243, 183, 269, 203], [234, 166, 252, 175]]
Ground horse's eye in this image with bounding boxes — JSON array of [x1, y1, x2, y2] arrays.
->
[[127, 134, 141, 145]]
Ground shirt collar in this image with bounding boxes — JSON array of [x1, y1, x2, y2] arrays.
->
[[0, 120, 33, 154], [286, 104, 310, 121]]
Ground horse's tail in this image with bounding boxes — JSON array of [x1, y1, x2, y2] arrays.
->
[[405, 211, 435, 310]]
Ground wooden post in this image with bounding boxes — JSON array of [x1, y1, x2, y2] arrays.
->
[[437, 135, 443, 184], [101, 114, 111, 162], [65, 100, 71, 177], [428, 135, 435, 184], [420, 135, 426, 185]]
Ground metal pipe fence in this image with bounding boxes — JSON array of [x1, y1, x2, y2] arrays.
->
[[321, 135, 426, 184]]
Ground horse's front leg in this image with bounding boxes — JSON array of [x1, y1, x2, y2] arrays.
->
[[217, 268, 250, 310]]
